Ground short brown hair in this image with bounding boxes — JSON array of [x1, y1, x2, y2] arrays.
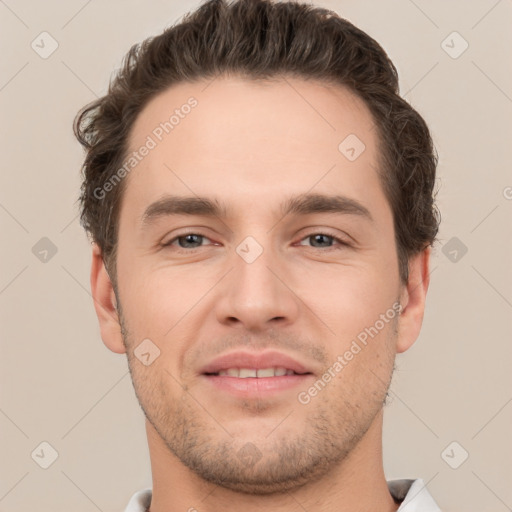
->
[[74, 0, 439, 288]]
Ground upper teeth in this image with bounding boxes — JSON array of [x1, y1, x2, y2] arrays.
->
[[217, 367, 295, 378]]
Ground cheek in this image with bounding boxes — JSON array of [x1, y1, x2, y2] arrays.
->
[[116, 264, 217, 377], [127, 352, 180, 421], [295, 261, 399, 344], [324, 316, 398, 403], [118, 263, 208, 336]]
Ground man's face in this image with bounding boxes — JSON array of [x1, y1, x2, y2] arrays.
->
[[106, 77, 413, 493]]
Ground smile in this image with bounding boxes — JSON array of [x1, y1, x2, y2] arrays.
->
[[208, 367, 306, 378]]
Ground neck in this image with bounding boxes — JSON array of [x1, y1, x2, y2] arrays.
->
[[145, 410, 399, 512]]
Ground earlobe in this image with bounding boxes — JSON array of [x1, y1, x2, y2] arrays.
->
[[396, 248, 431, 354], [90, 243, 126, 354]]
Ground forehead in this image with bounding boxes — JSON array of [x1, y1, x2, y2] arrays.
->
[[128, 75, 376, 157], [120, 76, 384, 226]]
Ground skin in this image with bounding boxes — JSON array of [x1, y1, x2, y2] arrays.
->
[[90, 76, 430, 512]]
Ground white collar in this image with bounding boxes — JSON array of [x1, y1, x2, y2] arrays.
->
[[124, 478, 441, 511]]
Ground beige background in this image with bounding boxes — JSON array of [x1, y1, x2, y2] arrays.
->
[[1, 0, 511, 510]]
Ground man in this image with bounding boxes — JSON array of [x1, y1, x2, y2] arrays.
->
[[73, 0, 442, 510]]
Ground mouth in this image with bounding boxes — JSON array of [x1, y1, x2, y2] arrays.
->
[[199, 351, 315, 397], [204, 367, 311, 378]]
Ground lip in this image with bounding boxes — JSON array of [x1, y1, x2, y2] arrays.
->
[[198, 350, 315, 399], [199, 350, 313, 376], [201, 373, 314, 397]]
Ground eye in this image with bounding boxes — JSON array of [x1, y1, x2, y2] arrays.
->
[[162, 233, 214, 250], [297, 232, 350, 250], [161, 231, 351, 253]]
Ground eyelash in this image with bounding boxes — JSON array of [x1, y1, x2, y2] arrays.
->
[[161, 231, 351, 253]]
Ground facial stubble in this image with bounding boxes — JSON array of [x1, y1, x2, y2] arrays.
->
[[118, 304, 397, 495]]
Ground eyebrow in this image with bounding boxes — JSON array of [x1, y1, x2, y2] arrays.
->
[[139, 192, 373, 227]]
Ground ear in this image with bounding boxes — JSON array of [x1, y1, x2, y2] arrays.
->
[[396, 247, 431, 354], [90, 243, 126, 354]]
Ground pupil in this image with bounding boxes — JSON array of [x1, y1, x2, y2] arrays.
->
[[180, 234, 201, 248], [312, 234, 331, 247]]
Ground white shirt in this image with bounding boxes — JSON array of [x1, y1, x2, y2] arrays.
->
[[124, 478, 441, 511]]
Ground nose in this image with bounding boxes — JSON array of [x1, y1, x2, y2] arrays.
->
[[214, 241, 300, 332]]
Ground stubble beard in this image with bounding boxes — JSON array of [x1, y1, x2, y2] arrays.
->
[[119, 308, 396, 495]]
